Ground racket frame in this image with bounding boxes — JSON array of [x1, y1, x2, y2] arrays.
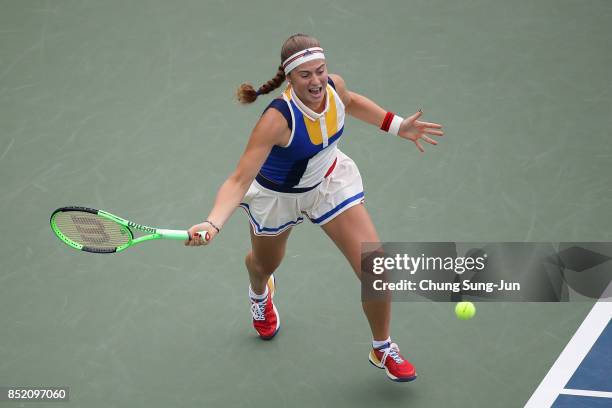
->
[[50, 206, 190, 253]]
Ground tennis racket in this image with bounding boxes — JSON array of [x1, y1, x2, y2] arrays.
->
[[50, 206, 208, 254]]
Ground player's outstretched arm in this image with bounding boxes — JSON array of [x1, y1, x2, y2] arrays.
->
[[329, 73, 444, 152], [185, 108, 289, 246]]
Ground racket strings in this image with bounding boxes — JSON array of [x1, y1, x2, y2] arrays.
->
[[53, 211, 130, 249]]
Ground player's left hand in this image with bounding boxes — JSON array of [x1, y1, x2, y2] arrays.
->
[[398, 110, 444, 152]]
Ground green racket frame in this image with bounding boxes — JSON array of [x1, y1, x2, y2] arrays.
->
[[50, 206, 201, 253]]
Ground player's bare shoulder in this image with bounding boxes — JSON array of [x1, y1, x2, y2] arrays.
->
[[328, 74, 352, 106], [252, 100, 292, 147]]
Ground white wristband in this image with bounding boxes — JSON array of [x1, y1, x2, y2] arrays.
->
[[389, 115, 403, 136], [380, 112, 404, 136]]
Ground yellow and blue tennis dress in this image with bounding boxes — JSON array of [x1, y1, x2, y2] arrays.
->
[[240, 77, 365, 236]]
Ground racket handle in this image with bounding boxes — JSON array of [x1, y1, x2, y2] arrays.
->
[[157, 229, 209, 242]]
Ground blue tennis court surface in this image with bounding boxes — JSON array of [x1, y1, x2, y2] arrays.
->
[[526, 286, 612, 408], [552, 318, 612, 407], [564, 319, 612, 392], [553, 395, 612, 408]]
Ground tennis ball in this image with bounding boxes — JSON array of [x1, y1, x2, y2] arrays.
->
[[455, 301, 476, 320]]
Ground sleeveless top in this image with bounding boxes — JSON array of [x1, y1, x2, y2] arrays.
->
[[257, 77, 345, 193]]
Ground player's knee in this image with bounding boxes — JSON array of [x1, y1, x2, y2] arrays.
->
[[246, 250, 283, 275], [361, 247, 387, 279]]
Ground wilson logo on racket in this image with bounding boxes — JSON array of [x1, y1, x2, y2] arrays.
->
[[127, 221, 156, 233]]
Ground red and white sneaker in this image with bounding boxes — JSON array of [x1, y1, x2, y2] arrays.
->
[[250, 275, 280, 340], [369, 342, 417, 382]]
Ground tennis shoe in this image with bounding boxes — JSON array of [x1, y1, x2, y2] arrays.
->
[[369, 342, 417, 382], [250, 275, 280, 340]]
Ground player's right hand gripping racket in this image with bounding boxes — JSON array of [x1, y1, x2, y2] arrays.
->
[[50, 206, 208, 254]]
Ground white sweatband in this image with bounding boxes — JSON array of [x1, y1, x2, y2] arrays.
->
[[380, 112, 404, 136], [282, 47, 325, 75]]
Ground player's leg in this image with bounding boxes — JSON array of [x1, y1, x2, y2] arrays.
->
[[320, 203, 417, 381], [319, 203, 389, 339], [245, 225, 292, 340], [245, 226, 291, 294]]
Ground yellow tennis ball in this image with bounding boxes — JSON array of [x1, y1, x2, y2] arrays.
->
[[455, 302, 476, 320]]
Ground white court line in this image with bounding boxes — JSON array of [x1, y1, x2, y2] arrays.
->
[[560, 389, 612, 399], [524, 282, 612, 408]]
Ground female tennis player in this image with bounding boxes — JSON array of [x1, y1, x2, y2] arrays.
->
[[185, 33, 443, 382]]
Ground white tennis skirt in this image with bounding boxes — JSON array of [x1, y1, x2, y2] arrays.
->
[[239, 150, 365, 236]]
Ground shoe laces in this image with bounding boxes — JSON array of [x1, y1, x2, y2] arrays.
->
[[250, 298, 267, 321], [381, 343, 404, 365]]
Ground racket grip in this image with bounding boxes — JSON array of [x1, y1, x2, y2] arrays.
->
[[157, 228, 209, 242], [156, 229, 188, 240]]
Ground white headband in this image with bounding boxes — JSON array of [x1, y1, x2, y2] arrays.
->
[[282, 47, 325, 75]]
